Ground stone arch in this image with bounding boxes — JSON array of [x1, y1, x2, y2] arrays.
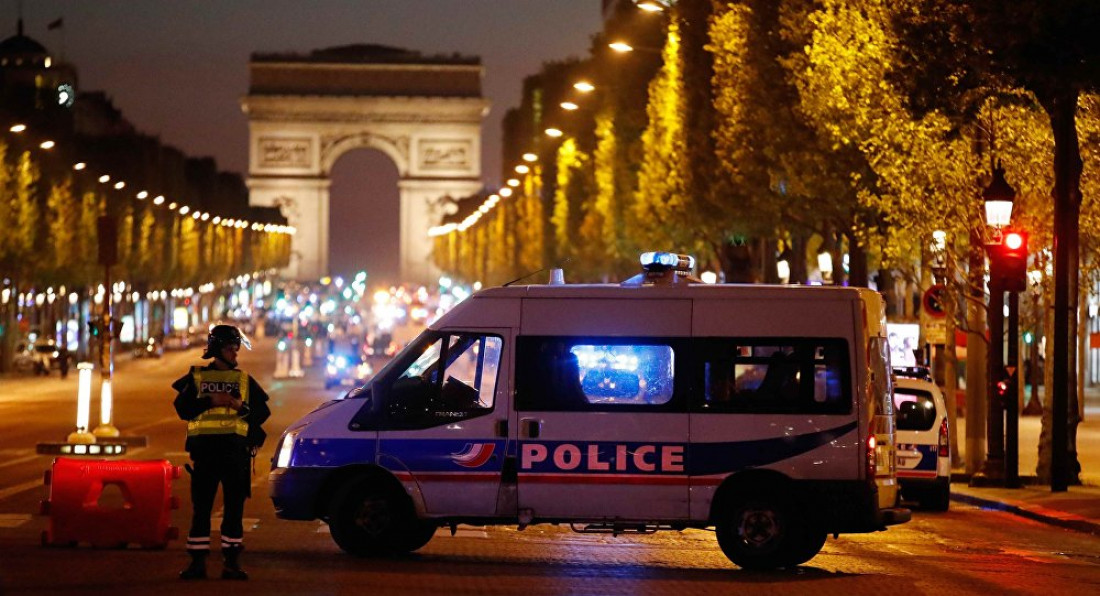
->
[[242, 45, 487, 283], [320, 132, 409, 177]]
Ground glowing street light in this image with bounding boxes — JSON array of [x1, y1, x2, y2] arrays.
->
[[561, 101, 580, 111], [545, 128, 564, 138], [573, 81, 596, 93], [10, 123, 26, 133], [522, 152, 538, 162], [515, 164, 530, 174], [609, 42, 635, 53], [39, 140, 55, 149], [637, 1, 665, 12]]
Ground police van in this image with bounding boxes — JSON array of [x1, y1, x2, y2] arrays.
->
[[270, 253, 910, 569], [892, 367, 951, 510]]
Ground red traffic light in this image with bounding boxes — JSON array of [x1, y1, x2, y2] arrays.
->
[[990, 228, 1028, 292]]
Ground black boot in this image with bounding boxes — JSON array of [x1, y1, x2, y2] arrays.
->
[[179, 550, 208, 580], [221, 547, 248, 580]]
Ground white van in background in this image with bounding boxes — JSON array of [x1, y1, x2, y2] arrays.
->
[[270, 253, 910, 570]]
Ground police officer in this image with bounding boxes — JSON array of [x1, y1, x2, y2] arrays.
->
[[173, 324, 270, 580]]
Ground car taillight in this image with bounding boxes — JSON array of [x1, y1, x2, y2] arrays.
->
[[938, 417, 949, 458], [866, 434, 877, 480]]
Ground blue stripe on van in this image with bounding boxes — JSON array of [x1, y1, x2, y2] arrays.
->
[[291, 422, 857, 478], [688, 420, 858, 476], [292, 438, 378, 467]]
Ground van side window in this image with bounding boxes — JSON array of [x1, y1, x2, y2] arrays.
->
[[698, 338, 850, 414], [516, 337, 678, 411], [372, 332, 502, 430]]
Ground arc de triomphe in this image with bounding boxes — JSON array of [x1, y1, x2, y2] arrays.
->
[[241, 45, 486, 283]]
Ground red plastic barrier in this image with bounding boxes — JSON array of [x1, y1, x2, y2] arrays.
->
[[41, 458, 181, 549]]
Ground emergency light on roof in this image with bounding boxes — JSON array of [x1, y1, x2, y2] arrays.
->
[[622, 252, 701, 286], [640, 252, 695, 272]]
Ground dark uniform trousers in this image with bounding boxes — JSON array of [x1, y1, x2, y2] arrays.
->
[[187, 446, 252, 552]]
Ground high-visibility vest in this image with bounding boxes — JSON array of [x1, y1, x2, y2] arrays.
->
[[187, 367, 250, 438]]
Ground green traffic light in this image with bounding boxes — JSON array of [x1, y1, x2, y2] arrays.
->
[[1024, 331, 1034, 344]]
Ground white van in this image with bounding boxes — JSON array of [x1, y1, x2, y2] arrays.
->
[[270, 254, 910, 569]]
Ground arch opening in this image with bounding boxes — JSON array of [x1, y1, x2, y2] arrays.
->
[[329, 148, 401, 286]]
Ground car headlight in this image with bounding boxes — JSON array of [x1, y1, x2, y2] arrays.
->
[[326, 364, 337, 375], [275, 430, 299, 468]]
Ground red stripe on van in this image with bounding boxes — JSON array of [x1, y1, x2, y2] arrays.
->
[[518, 474, 691, 486]]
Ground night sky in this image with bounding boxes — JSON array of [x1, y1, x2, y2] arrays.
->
[[14, 1, 603, 283]]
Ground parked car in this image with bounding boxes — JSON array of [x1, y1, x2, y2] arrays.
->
[[13, 341, 68, 376], [893, 368, 951, 511]]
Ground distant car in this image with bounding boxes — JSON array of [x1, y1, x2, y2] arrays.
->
[[893, 373, 951, 511], [13, 341, 66, 375], [324, 353, 373, 390]]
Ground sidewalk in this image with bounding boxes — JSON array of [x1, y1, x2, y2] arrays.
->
[[946, 385, 1100, 537]]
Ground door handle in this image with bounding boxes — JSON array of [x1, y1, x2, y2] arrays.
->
[[520, 417, 541, 439]]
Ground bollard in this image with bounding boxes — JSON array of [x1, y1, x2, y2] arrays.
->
[[273, 339, 289, 378], [289, 343, 304, 377], [41, 458, 180, 549], [93, 378, 119, 438], [67, 363, 96, 444]]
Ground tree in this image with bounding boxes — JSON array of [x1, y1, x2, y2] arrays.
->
[[893, 0, 1100, 488]]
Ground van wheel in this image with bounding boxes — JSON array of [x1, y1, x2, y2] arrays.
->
[[788, 525, 827, 566], [329, 478, 433, 556], [715, 491, 800, 570]]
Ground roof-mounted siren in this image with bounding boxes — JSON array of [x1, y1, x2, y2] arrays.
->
[[621, 252, 702, 286]]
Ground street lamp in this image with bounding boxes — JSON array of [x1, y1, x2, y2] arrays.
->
[[983, 163, 1015, 229], [973, 162, 1019, 488]]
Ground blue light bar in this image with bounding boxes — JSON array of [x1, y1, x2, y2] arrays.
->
[[640, 251, 695, 272]]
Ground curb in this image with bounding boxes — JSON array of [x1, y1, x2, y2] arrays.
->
[[949, 491, 1100, 536]]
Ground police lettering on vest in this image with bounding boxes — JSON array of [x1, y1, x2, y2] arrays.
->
[[188, 368, 251, 438]]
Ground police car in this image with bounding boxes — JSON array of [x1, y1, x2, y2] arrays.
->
[[892, 367, 951, 510], [270, 253, 910, 570]]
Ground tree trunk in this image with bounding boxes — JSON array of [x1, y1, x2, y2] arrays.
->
[[848, 235, 869, 288], [721, 240, 757, 283], [791, 234, 808, 284], [1041, 89, 1083, 489], [1078, 283, 1088, 422], [965, 226, 987, 475], [1038, 292, 1056, 482], [761, 238, 779, 284]]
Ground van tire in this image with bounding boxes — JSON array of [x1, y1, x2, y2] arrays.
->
[[715, 490, 802, 570], [788, 525, 827, 566], [329, 478, 434, 556]]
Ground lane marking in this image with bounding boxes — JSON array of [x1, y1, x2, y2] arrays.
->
[[127, 416, 179, 434], [0, 451, 40, 470], [0, 479, 46, 501], [0, 514, 32, 528]]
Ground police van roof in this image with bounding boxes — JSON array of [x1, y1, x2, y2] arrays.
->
[[429, 282, 878, 331]]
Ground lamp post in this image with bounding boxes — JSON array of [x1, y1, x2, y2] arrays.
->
[[972, 163, 1016, 487]]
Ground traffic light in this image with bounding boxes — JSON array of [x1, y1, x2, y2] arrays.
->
[[88, 320, 100, 338], [989, 228, 1028, 292]]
